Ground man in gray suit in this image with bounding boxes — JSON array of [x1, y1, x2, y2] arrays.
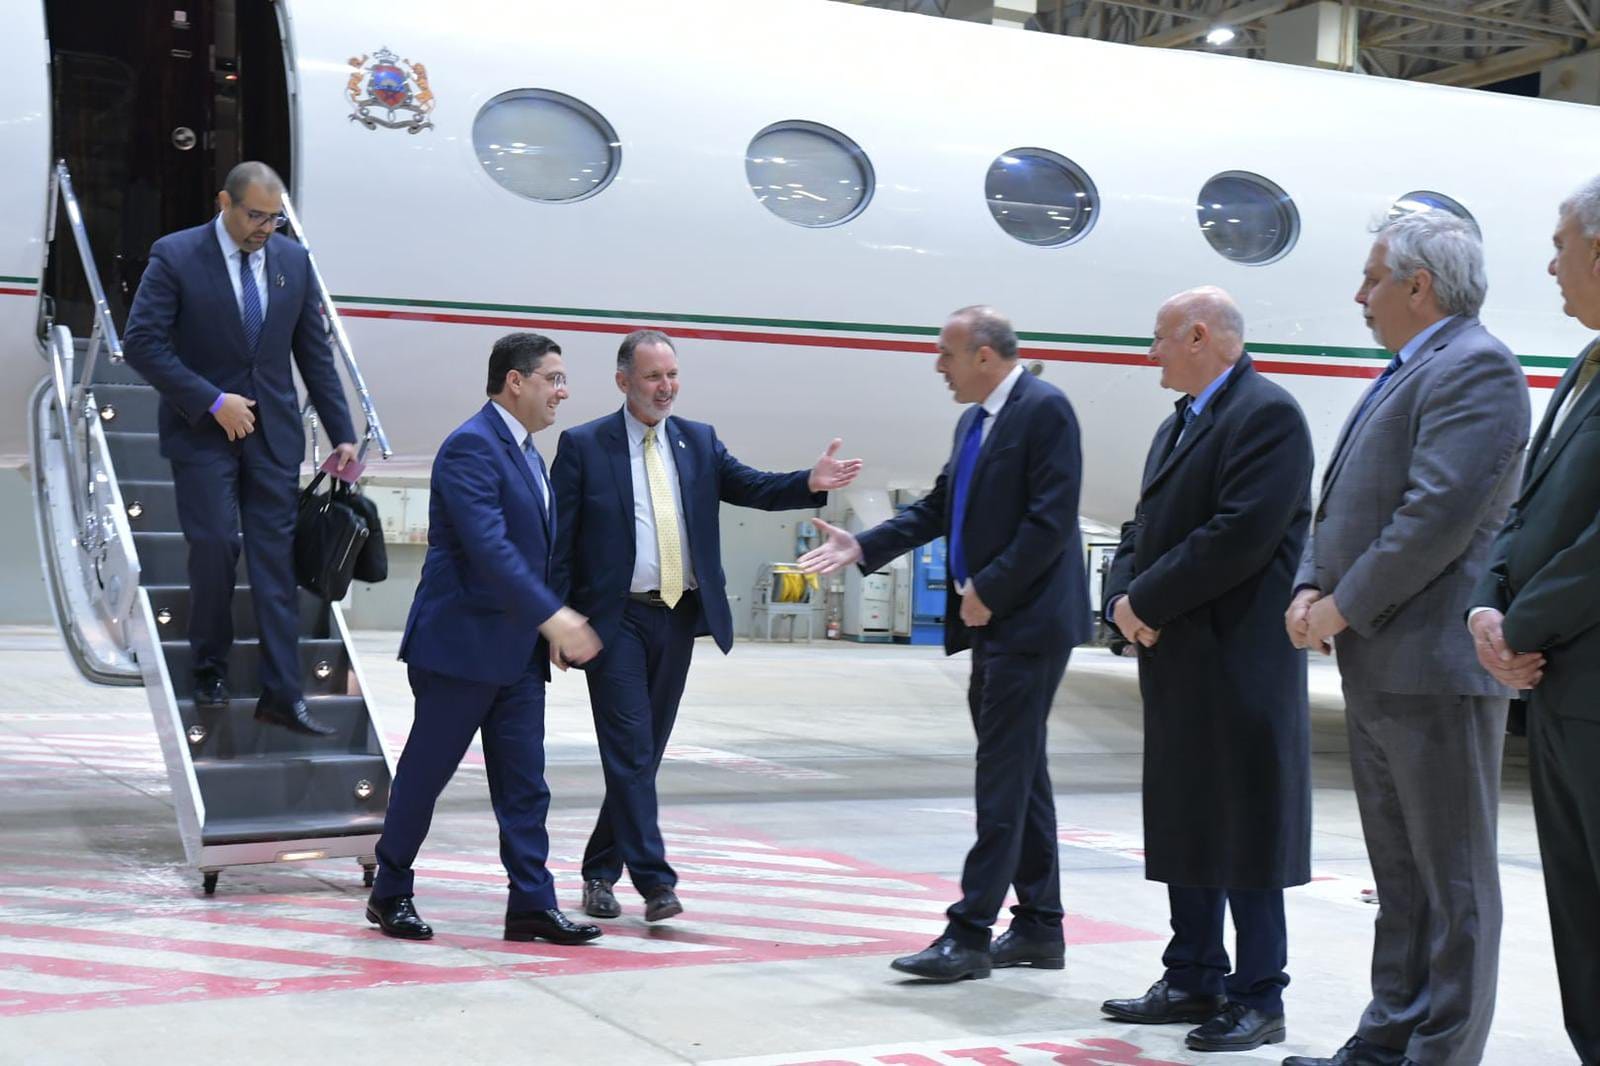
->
[[1468, 175, 1600, 1065], [1283, 210, 1530, 1066]]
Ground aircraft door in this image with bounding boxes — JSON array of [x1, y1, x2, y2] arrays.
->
[[44, 1, 292, 332]]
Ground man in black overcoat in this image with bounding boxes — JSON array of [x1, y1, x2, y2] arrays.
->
[[1101, 287, 1314, 1054]]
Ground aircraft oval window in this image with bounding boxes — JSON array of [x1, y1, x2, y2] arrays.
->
[[1196, 171, 1300, 265], [985, 148, 1098, 246], [472, 89, 620, 203], [745, 121, 873, 228], [1388, 190, 1480, 234]]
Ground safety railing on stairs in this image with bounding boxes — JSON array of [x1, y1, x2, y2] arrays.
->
[[33, 160, 143, 683]]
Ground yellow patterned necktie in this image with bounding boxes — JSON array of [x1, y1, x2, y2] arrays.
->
[[643, 425, 684, 608]]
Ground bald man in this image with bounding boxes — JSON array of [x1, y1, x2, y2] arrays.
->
[[1101, 289, 1314, 1054]]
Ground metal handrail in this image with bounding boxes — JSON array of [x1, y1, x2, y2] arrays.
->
[[281, 193, 392, 461], [45, 160, 128, 549]]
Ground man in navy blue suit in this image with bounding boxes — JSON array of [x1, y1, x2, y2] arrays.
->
[[551, 329, 860, 923], [366, 332, 603, 943], [123, 161, 357, 736], [801, 306, 1092, 982]]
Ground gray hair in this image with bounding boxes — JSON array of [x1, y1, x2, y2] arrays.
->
[[1165, 286, 1245, 353], [223, 161, 285, 202], [1559, 174, 1600, 238], [949, 305, 1019, 360], [617, 329, 675, 372], [1377, 209, 1486, 318]]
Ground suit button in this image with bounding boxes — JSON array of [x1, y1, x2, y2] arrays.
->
[[1315, 508, 1327, 523]]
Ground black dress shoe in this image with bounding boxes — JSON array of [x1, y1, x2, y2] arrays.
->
[[505, 908, 603, 944], [1186, 1002, 1285, 1052], [582, 878, 621, 919], [365, 893, 432, 940], [254, 694, 336, 736], [643, 885, 683, 922], [1101, 979, 1227, 1024], [194, 670, 230, 710], [991, 929, 1065, 969], [889, 937, 992, 982], [1283, 1035, 1407, 1066]]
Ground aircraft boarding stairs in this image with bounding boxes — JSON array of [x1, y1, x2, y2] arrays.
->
[[31, 162, 396, 894]]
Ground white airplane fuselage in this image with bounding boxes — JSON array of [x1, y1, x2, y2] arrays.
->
[[4, 0, 1593, 529]]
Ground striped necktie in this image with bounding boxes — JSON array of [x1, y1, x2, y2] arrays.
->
[[238, 250, 263, 351]]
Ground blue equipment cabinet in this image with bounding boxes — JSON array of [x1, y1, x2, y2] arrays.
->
[[909, 536, 947, 645]]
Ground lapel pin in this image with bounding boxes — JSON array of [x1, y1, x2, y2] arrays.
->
[[677, 439, 685, 449], [274, 274, 286, 288]]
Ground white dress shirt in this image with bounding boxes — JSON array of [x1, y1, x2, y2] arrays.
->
[[491, 401, 550, 511], [976, 363, 1026, 448], [953, 363, 1026, 596], [623, 405, 697, 594], [213, 214, 268, 318]]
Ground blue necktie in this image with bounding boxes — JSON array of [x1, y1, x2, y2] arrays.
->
[[523, 437, 554, 537], [948, 407, 990, 588], [1351, 355, 1404, 427], [238, 250, 263, 351]]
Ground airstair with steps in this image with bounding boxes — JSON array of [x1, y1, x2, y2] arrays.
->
[[31, 161, 396, 894]]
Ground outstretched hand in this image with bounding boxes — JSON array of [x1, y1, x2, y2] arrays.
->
[[808, 439, 863, 493], [797, 517, 862, 575]]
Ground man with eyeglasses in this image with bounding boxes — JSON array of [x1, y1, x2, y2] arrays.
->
[[368, 331, 604, 943], [124, 161, 358, 736]]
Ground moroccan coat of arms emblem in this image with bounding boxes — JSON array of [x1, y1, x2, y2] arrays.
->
[[346, 48, 434, 133]]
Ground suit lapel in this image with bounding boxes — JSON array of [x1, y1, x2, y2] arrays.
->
[[259, 237, 291, 345], [1142, 357, 1256, 495], [482, 402, 547, 529], [200, 227, 250, 354], [604, 411, 636, 552], [662, 416, 695, 549], [1321, 318, 1468, 494], [965, 369, 1029, 499], [1519, 338, 1600, 500]]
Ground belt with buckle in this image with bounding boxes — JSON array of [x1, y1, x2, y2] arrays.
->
[[628, 589, 694, 608]]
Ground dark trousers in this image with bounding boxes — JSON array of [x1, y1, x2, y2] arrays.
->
[[170, 433, 302, 700], [581, 594, 700, 894], [1528, 703, 1600, 1066], [1163, 885, 1287, 1013], [1344, 689, 1505, 1065], [943, 639, 1071, 948], [374, 664, 556, 912]]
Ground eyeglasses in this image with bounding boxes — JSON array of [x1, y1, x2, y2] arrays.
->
[[239, 206, 289, 229], [517, 369, 568, 389]]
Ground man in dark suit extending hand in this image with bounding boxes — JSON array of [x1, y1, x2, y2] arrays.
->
[[1468, 175, 1600, 1066], [800, 305, 1092, 983], [367, 332, 602, 945], [551, 329, 859, 924], [123, 161, 357, 736], [1100, 287, 1313, 1055]]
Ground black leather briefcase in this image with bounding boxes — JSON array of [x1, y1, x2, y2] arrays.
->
[[294, 472, 370, 601]]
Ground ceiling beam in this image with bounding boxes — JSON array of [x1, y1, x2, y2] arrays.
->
[[1134, 0, 1298, 47], [1413, 38, 1575, 84], [1356, 0, 1588, 40]]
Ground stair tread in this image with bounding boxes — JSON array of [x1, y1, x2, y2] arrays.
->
[[193, 751, 386, 770]]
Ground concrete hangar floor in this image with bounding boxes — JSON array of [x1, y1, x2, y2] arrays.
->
[[0, 628, 1568, 1065]]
